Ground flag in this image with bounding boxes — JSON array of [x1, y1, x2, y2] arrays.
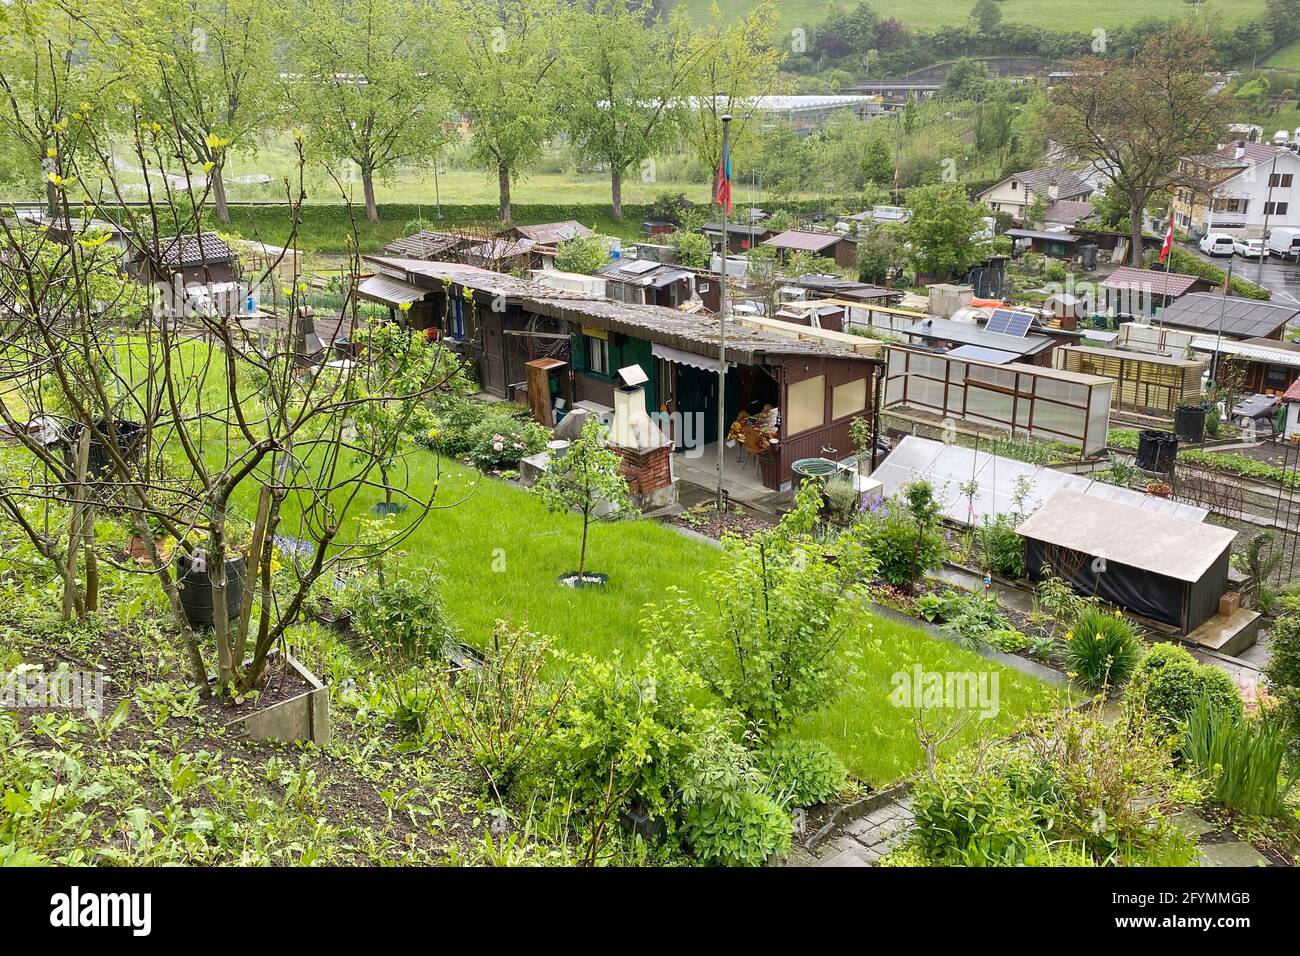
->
[[1158, 209, 1174, 263], [714, 141, 732, 214]]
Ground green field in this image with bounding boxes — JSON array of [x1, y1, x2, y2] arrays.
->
[[673, 0, 1267, 33], [1264, 37, 1300, 69]]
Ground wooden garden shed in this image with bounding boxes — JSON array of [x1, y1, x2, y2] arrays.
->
[[1054, 344, 1203, 414]]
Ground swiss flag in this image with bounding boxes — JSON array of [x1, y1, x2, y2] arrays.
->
[[1158, 210, 1174, 263]]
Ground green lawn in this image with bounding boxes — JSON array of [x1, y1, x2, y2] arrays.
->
[[673, 0, 1267, 32], [389, 454, 1058, 786], [1265, 38, 1300, 70]]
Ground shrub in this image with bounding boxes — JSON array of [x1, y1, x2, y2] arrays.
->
[[1181, 698, 1299, 818], [758, 737, 848, 808], [682, 789, 792, 867], [987, 628, 1031, 653], [554, 235, 611, 274], [1265, 614, 1300, 750], [1125, 642, 1242, 734], [860, 487, 945, 587], [1064, 609, 1143, 691], [423, 395, 490, 457], [465, 413, 548, 471], [978, 513, 1025, 579], [346, 574, 455, 665], [911, 708, 1200, 866], [913, 588, 1010, 649]]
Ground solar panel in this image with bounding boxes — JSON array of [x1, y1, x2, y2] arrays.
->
[[622, 260, 659, 276], [985, 308, 1034, 337]]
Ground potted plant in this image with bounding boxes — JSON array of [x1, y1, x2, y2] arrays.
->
[[532, 415, 631, 588]]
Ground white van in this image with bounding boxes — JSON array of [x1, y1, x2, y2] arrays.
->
[[1198, 233, 1235, 257], [1268, 227, 1300, 261]]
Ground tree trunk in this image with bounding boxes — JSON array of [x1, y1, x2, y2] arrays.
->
[[498, 162, 512, 225], [363, 170, 379, 223], [1129, 196, 1147, 267], [611, 167, 624, 222], [210, 162, 230, 222], [45, 176, 62, 219]]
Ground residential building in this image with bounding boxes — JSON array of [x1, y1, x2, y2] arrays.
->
[[1171, 141, 1300, 238], [977, 165, 1092, 220]]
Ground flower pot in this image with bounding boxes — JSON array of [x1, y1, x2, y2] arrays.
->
[[177, 552, 247, 630], [62, 418, 145, 479], [558, 571, 609, 589]]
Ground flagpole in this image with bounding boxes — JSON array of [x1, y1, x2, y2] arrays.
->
[[717, 114, 732, 514]]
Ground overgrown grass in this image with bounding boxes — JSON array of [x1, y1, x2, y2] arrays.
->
[[390, 455, 1058, 785]]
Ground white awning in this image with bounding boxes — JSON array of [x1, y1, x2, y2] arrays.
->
[[651, 342, 733, 371], [357, 275, 428, 307]]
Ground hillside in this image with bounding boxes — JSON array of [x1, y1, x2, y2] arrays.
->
[[671, 0, 1267, 34]]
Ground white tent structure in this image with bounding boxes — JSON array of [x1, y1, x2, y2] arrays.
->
[[871, 436, 1207, 528]]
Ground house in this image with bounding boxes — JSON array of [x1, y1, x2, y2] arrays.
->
[[150, 234, 239, 288], [502, 220, 594, 245], [1004, 228, 1080, 260], [761, 229, 858, 270], [1171, 141, 1300, 238], [977, 165, 1092, 220], [527, 296, 885, 492], [782, 274, 902, 307], [1189, 336, 1300, 395], [1156, 292, 1298, 342], [596, 259, 697, 309], [359, 256, 599, 399], [701, 221, 775, 254]]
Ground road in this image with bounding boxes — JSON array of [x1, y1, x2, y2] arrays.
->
[[1180, 242, 1300, 307]]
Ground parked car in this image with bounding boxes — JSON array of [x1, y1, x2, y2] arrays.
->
[[1268, 226, 1300, 261], [1199, 232, 1235, 257], [1233, 237, 1265, 258]]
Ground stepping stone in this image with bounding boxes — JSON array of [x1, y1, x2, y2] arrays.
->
[[816, 846, 874, 867], [1197, 842, 1271, 868], [1170, 812, 1216, 839]]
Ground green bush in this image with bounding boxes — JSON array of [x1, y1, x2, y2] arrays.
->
[[987, 628, 1032, 653], [977, 513, 1026, 579], [860, 502, 945, 587], [913, 588, 1010, 649], [1265, 614, 1300, 750], [1181, 698, 1298, 818], [682, 789, 792, 867], [424, 395, 490, 457], [465, 413, 548, 471], [1125, 643, 1242, 734], [758, 737, 848, 808], [1064, 609, 1144, 691], [345, 575, 455, 665]]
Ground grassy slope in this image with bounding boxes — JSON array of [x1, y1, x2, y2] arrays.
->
[[393, 456, 1056, 786], [1264, 38, 1300, 69], [672, 0, 1265, 33]]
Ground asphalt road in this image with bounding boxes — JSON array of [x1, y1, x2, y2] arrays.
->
[[1181, 243, 1300, 307]]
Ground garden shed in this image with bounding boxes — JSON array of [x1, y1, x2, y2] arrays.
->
[[1015, 488, 1235, 632], [1054, 344, 1203, 414]]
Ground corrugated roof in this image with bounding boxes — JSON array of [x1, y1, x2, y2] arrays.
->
[[1157, 292, 1297, 339], [510, 220, 593, 244], [1188, 336, 1300, 368], [1016, 488, 1234, 582], [1100, 266, 1201, 299], [382, 230, 465, 259]]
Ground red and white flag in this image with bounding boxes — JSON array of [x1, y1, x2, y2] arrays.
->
[[1158, 210, 1174, 263]]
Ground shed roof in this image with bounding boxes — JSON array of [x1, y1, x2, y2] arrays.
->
[[1015, 488, 1235, 582], [1057, 344, 1204, 369], [1188, 336, 1300, 368], [1157, 292, 1297, 339], [762, 229, 846, 253], [1100, 266, 1202, 299], [382, 230, 464, 259], [158, 233, 236, 267], [1005, 228, 1080, 244], [902, 316, 1054, 356], [509, 220, 593, 244]]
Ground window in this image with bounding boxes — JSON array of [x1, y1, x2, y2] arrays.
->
[[1011, 180, 1018, 190], [1266, 365, 1291, 391], [832, 377, 867, 419], [1270, 173, 1294, 188], [787, 374, 826, 434], [447, 298, 465, 339], [1266, 201, 1290, 216], [586, 335, 609, 376]]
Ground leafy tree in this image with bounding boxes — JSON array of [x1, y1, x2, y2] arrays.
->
[[436, 0, 571, 224], [284, 0, 451, 222], [669, 227, 711, 269], [969, 0, 1002, 34], [1049, 28, 1229, 266], [905, 183, 990, 279], [683, 1, 784, 185], [129, 0, 280, 222], [533, 415, 631, 580], [554, 234, 610, 274], [644, 482, 876, 730], [563, 1, 698, 221], [939, 57, 989, 101], [861, 137, 894, 187], [1025, 194, 1047, 226], [856, 224, 904, 285]]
